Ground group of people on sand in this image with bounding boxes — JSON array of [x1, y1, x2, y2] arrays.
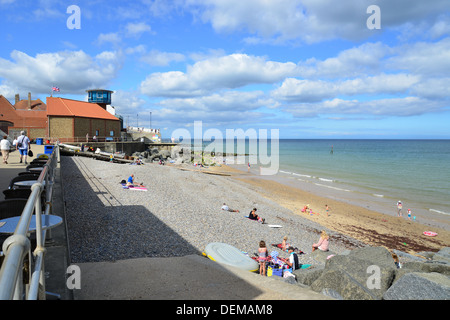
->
[[301, 204, 331, 217], [397, 200, 413, 221], [256, 231, 330, 276]]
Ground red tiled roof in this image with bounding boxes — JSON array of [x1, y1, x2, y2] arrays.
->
[[14, 99, 46, 110], [46, 97, 119, 121]]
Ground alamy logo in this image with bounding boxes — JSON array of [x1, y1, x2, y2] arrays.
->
[[366, 265, 381, 289], [66, 265, 81, 290], [367, 5, 381, 30], [67, 5, 81, 30], [171, 121, 279, 175]]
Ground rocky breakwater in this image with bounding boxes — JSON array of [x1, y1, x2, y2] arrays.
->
[[132, 145, 225, 165], [283, 246, 450, 300]]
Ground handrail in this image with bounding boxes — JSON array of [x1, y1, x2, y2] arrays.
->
[[0, 145, 59, 300]]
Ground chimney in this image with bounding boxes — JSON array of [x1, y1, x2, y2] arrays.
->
[[28, 92, 31, 110], [15, 94, 20, 104]]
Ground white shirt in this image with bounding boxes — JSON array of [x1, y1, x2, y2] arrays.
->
[[17, 135, 30, 149], [221, 205, 230, 211], [1, 139, 11, 150]]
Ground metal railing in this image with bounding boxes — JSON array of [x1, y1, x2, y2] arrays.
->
[[0, 145, 60, 300]]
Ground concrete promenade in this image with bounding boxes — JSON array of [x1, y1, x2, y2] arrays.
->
[[1, 145, 330, 300]]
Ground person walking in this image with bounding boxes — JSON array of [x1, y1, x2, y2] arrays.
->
[[16, 131, 31, 164], [1, 135, 12, 164], [397, 200, 403, 217]]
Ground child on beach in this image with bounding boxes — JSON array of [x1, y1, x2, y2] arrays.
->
[[407, 209, 411, 221], [281, 236, 289, 251], [325, 204, 330, 217], [258, 241, 267, 276], [397, 200, 403, 217]]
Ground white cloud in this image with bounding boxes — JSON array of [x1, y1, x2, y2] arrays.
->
[[96, 33, 122, 46], [185, 0, 450, 43], [386, 38, 450, 77], [111, 90, 147, 114], [140, 50, 185, 66], [0, 50, 123, 95], [125, 22, 153, 38], [283, 97, 446, 118], [272, 74, 420, 102], [140, 53, 300, 97]]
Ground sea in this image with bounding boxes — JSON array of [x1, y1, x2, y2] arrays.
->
[[183, 139, 450, 226]]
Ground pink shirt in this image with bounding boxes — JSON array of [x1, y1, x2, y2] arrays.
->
[[314, 237, 329, 251]]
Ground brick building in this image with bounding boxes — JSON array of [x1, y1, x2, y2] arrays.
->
[[46, 97, 121, 142], [0, 93, 47, 140]]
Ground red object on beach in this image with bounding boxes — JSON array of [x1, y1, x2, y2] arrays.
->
[[423, 231, 437, 237]]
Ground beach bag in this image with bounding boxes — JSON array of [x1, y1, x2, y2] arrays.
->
[[28, 150, 33, 157], [17, 136, 24, 148]]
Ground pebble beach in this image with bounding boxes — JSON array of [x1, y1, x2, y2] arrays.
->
[[62, 155, 449, 267], [62, 156, 366, 266]]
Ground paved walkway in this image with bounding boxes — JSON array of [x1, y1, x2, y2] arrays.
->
[[0, 145, 47, 196]]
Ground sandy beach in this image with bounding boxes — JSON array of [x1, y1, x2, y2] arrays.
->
[[204, 163, 450, 255]]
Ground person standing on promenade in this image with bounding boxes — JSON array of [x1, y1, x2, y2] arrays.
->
[[1, 135, 12, 164], [397, 200, 403, 217], [16, 131, 31, 164]]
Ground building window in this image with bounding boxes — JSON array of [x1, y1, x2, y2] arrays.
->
[[110, 130, 114, 136], [95, 130, 99, 136]]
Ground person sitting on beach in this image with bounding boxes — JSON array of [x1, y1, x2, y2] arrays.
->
[[312, 230, 329, 252], [258, 240, 268, 276], [285, 246, 300, 271], [221, 203, 239, 213], [281, 236, 289, 251], [249, 208, 265, 224], [126, 174, 144, 187]]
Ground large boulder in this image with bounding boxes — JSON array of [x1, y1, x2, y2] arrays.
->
[[383, 272, 450, 300], [309, 247, 397, 300], [293, 266, 324, 286], [159, 150, 171, 159], [310, 249, 336, 264], [171, 146, 191, 163], [432, 247, 450, 265], [310, 268, 378, 300]]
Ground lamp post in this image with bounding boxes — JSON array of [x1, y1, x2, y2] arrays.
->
[[150, 111, 152, 129]]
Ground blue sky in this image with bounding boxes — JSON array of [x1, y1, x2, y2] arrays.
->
[[1, 0, 449, 139]]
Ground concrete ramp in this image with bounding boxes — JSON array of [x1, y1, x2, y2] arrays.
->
[[72, 254, 330, 300]]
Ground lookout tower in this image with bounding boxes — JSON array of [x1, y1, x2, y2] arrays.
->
[[86, 89, 113, 110]]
